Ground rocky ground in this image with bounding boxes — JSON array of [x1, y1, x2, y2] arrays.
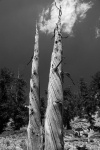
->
[[64, 137, 100, 150], [0, 129, 27, 150], [0, 129, 100, 150]]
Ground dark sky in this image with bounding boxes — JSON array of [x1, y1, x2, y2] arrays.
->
[[0, 0, 100, 97]]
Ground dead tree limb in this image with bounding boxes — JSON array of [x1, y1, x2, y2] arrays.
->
[[27, 23, 41, 150], [45, 5, 64, 150], [65, 72, 75, 85]]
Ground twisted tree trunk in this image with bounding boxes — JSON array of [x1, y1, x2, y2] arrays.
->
[[45, 6, 64, 150], [27, 24, 41, 150]]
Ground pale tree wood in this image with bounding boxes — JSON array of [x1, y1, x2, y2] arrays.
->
[[45, 5, 64, 150], [27, 24, 41, 150]]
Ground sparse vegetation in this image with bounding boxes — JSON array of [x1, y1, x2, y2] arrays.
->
[[0, 129, 27, 150], [0, 128, 100, 150]]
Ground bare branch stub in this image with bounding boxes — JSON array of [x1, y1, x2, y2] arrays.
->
[[62, 35, 69, 39], [55, 1, 59, 10], [65, 72, 75, 85], [54, 56, 65, 73], [27, 55, 33, 65], [54, 59, 62, 72], [51, 34, 69, 40]]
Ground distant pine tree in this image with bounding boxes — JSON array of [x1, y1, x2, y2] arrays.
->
[[0, 67, 28, 133]]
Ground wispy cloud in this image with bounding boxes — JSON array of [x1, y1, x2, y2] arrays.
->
[[95, 17, 100, 39], [38, 0, 93, 35], [95, 27, 100, 39]]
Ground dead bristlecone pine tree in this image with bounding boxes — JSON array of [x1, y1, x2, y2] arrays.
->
[[27, 24, 41, 150], [45, 5, 64, 150]]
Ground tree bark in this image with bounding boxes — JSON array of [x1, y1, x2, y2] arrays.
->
[[44, 6, 64, 150], [27, 24, 41, 150]]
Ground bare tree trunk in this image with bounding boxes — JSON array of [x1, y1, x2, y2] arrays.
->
[[27, 24, 41, 150], [44, 5, 64, 150]]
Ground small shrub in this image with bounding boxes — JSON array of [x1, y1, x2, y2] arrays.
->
[[76, 145, 88, 150], [20, 139, 27, 150], [6, 140, 10, 146]]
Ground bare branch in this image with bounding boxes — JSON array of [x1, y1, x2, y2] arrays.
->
[[54, 59, 63, 72], [27, 56, 33, 65], [62, 35, 69, 39], [65, 72, 75, 85]]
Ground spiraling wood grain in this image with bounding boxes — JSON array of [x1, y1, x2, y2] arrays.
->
[[27, 24, 41, 150], [45, 6, 64, 150]]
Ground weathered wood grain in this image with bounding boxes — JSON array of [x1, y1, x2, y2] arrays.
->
[[45, 5, 64, 150], [27, 24, 41, 150]]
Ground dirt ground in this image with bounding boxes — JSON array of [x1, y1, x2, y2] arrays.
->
[[0, 130, 100, 150]]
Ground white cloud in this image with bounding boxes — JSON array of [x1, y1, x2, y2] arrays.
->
[[95, 27, 100, 39], [38, 0, 93, 35]]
